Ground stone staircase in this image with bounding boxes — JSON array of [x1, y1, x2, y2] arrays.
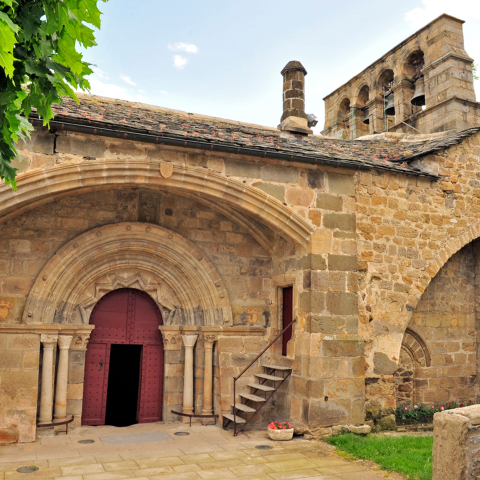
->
[[222, 364, 292, 435]]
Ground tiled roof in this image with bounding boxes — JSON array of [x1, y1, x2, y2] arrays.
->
[[47, 95, 480, 177]]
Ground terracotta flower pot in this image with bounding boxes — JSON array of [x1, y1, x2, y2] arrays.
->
[[268, 427, 294, 441]]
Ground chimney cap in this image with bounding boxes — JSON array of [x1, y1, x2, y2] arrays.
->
[[281, 61, 307, 76]]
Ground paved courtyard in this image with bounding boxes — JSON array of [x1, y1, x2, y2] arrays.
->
[[0, 422, 386, 480]]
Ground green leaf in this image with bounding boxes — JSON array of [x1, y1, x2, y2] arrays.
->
[[0, 0, 108, 188], [0, 16, 18, 77], [0, 12, 19, 33]]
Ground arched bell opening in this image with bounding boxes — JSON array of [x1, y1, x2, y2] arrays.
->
[[377, 69, 395, 129], [356, 85, 370, 137], [405, 50, 426, 111], [336, 98, 351, 139]]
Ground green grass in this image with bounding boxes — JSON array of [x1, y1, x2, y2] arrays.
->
[[325, 434, 433, 480]]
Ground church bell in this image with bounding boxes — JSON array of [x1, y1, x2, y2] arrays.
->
[[362, 108, 369, 125], [411, 76, 426, 106], [384, 93, 395, 116]]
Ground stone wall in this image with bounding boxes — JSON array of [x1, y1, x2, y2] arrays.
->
[[0, 333, 39, 443], [0, 124, 370, 439], [355, 130, 480, 415], [407, 244, 476, 404], [0, 189, 274, 328]]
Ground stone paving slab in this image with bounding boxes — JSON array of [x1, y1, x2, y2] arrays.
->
[[100, 432, 173, 445], [0, 422, 388, 480]]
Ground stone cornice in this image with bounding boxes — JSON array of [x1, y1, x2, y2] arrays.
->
[[158, 325, 265, 336], [0, 324, 95, 335], [423, 50, 474, 74]]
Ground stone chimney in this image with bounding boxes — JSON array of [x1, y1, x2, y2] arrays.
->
[[278, 60, 312, 135]]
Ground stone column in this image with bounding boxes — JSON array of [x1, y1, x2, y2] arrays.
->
[[182, 334, 198, 416], [38, 334, 58, 424], [201, 334, 216, 415], [54, 335, 73, 421], [159, 326, 183, 421], [69, 331, 92, 426]]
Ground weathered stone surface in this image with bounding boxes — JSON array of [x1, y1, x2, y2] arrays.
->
[[323, 213, 356, 232], [327, 173, 355, 196], [0, 427, 19, 445], [260, 165, 298, 183], [432, 408, 470, 480], [285, 187, 314, 207], [377, 414, 397, 431], [328, 255, 357, 271], [323, 338, 364, 357], [307, 170, 324, 189], [56, 135, 106, 158], [317, 193, 343, 211], [326, 292, 358, 315], [373, 352, 398, 375], [253, 182, 285, 201], [225, 160, 261, 178], [344, 424, 371, 435]]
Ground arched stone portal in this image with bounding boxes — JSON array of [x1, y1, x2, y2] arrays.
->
[[23, 222, 232, 327]]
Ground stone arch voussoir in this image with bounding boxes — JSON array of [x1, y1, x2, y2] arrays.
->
[[0, 161, 314, 246], [23, 222, 232, 326], [410, 222, 480, 315], [401, 328, 431, 368]]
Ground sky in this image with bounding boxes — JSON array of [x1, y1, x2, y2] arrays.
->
[[83, 0, 480, 134]]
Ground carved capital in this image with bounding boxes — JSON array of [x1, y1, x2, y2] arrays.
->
[[57, 335, 73, 350], [71, 334, 90, 351], [182, 334, 198, 348], [201, 334, 217, 348], [162, 333, 182, 351], [40, 334, 58, 348]]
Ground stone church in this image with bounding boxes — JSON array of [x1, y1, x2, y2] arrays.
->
[[1, 13, 480, 444]]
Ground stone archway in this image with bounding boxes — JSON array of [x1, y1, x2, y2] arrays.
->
[[23, 222, 232, 327], [395, 328, 431, 406], [0, 161, 314, 246]]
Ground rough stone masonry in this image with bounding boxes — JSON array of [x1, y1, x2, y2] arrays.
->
[[1, 13, 480, 444]]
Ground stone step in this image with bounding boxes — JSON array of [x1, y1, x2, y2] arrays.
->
[[223, 413, 246, 424], [248, 383, 275, 392], [240, 393, 266, 403], [255, 373, 283, 382], [262, 364, 292, 371], [231, 403, 256, 413]]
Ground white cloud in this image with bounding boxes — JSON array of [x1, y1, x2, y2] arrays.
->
[[120, 74, 136, 86], [405, 0, 480, 29], [168, 42, 199, 54], [173, 55, 188, 70], [159, 90, 168, 95], [86, 74, 147, 103], [91, 67, 110, 81]]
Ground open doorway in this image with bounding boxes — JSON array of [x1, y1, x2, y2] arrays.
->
[[105, 344, 142, 427]]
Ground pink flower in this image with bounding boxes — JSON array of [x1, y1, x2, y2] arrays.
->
[[414, 405, 418, 409], [403, 406, 408, 411], [441, 406, 444, 411]]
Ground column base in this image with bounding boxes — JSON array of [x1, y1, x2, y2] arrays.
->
[[36, 426, 55, 438], [201, 417, 216, 426]]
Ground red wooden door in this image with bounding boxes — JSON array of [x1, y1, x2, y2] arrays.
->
[[137, 345, 164, 423], [82, 343, 111, 425], [282, 286, 293, 356], [82, 289, 163, 425]]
